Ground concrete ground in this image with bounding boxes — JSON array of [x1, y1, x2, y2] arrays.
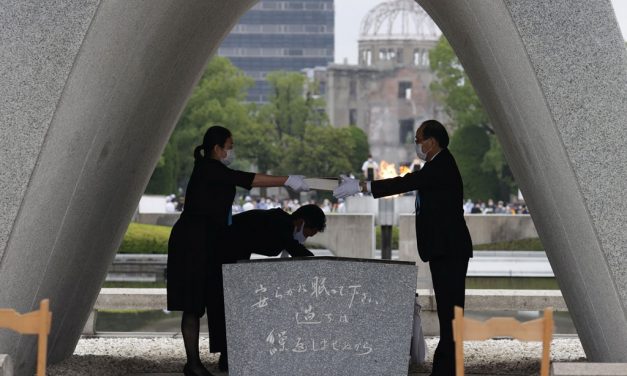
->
[[47, 336, 586, 375]]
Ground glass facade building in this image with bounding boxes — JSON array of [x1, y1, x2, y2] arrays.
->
[[218, 0, 334, 103]]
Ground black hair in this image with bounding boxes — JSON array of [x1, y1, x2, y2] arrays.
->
[[292, 204, 326, 232], [194, 125, 232, 161], [421, 120, 449, 148]]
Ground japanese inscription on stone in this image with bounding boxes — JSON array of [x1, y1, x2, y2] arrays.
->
[[223, 257, 417, 376]]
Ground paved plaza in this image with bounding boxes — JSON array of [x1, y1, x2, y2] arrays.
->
[[47, 336, 585, 375]]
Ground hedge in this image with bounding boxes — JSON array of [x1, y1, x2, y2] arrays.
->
[[118, 222, 171, 254], [473, 237, 543, 251], [119, 222, 543, 254], [375, 226, 400, 249]]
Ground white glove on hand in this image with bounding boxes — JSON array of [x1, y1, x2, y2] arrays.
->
[[285, 175, 310, 192], [333, 176, 361, 199]]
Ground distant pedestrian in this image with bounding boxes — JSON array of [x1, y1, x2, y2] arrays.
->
[[463, 199, 474, 214], [165, 195, 177, 213], [242, 196, 255, 211], [361, 154, 379, 181]]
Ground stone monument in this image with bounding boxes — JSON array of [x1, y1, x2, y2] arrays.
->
[[223, 257, 417, 376]]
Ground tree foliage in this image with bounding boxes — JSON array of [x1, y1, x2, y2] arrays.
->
[[256, 71, 329, 141], [284, 125, 354, 177], [250, 71, 368, 180], [146, 57, 254, 194], [429, 37, 490, 130], [429, 36, 516, 200], [346, 125, 370, 174], [449, 125, 500, 201], [481, 136, 517, 200], [146, 63, 369, 195]]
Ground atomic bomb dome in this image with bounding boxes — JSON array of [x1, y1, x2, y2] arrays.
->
[[322, 0, 446, 166], [359, 0, 440, 42], [357, 0, 441, 68]]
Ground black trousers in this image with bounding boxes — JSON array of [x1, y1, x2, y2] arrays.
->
[[429, 256, 469, 376]]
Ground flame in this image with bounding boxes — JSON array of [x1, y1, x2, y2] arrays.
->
[[378, 160, 398, 179], [378, 161, 411, 179]]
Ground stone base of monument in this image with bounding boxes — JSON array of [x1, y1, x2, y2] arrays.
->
[[223, 257, 417, 376], [551, 363, 627, 376]]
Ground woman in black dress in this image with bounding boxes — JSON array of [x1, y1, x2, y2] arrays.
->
[[167, 125, 309, 376]]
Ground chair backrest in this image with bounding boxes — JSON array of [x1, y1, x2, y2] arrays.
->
[[453, 305, 553, 376], [0, 299, 52, 376]]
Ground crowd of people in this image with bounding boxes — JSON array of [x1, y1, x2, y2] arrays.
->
[[463, 198, 529, 215], [167, 194, 529, 216], [230, 196, 343, 214]]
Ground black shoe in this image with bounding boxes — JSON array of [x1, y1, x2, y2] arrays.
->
[[218, 352, 228, 372], [183, 363, 214, 376]]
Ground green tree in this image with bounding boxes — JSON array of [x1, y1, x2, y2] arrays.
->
[[296, 125, 354, 177], [223, 71, 369, 201], [429, 37, 490, 130], [346, 125, 370, 175], [145, 144, 179, 194], [145, 57, 254, 193], [234, 121, 280, 174], [429, 36, 516, 199], [449, 125, 500, 201], [147, 64, 370, 197], [481, 135, 516, 200], [256, 71, 329, 143]]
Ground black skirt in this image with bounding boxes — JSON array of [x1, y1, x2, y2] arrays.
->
[[166, 215, 223, 316]]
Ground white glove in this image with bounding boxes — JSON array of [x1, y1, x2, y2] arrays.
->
[[285, 175, 310, 192], [333, 176, 361, 199]]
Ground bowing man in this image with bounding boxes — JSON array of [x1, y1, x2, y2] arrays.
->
[[227, 204, 325, 261], [213, 204, 324, 371]]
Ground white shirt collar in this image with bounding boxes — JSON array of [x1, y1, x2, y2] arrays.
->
[[428, 149, 443, 162]]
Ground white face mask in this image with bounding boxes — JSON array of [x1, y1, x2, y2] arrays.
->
[[293, 222, 306, 244], [415, 143, 428, 160], [221, 149, 235, 166]]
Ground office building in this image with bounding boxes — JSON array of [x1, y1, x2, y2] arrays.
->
[[219, 0, 334, 103]]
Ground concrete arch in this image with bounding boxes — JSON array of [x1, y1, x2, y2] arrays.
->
[[1, 1, 626, 374], [415, 0, 627, 362], [0, 1, 255, 374]]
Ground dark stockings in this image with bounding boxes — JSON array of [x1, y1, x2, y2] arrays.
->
[[181, 312, 212, 376], [182, 312, 201, 364]]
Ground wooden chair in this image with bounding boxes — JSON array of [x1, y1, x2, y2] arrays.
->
[[0, 299, 52, 376], [453, 305, 553, 376]]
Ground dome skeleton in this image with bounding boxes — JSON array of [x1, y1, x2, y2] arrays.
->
[[359, 0, 441, 41]]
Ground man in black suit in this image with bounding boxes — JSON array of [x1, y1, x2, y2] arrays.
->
[[334, 120, 472, 376], [215, 204, 324, 371]]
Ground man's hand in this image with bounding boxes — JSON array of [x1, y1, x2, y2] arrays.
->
[[333, 175, 361, 199], [285, 175, 310, 192]]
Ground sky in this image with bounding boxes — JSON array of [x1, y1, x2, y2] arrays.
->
[[334, 0, 627, 64]]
